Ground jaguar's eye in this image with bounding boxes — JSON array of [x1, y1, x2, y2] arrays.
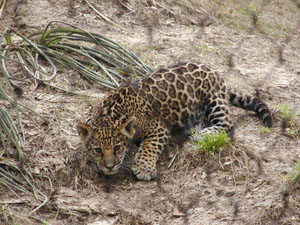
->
[[114, 145, 121, 152], [94, 148, 102, 154]]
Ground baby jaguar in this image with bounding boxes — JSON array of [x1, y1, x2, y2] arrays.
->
[[76, 62, 272, 181]]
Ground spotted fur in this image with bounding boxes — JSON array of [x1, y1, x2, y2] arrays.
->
[[76, 62, 272, 181]]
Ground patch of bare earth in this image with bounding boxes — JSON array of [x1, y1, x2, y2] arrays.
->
[[1, 0, 300, 224]]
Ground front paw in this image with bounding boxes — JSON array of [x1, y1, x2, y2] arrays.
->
[[131, 162, 157, 181]]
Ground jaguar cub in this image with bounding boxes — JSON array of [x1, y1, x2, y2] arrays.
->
[[76, 62, 272, 181]]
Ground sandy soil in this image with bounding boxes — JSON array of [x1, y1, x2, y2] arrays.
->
[[1, 0, 300, 224]]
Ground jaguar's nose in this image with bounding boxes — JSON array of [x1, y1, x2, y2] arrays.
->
[[104, 159, 114, 170], [103, 150, 115, 171]]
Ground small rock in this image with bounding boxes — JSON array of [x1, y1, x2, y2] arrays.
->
[[168, 152, 174, 158], [225, 191, 235, 197], [172, 205, 185, 217], [88, 218, 117, 225], [106, 211, 118, 216], [186, 209, 193, 215], [201, 172, 207, 179], [88, 221, 110, 225]]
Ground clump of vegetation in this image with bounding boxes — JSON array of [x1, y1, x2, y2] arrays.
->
[[259, 126, 271, 134], [285, 161, 300, 185], [275, 103, 299, 138], [195, 131, 229, 155], [275, 103, 299, 121]]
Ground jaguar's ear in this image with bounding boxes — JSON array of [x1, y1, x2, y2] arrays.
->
[[120, 116, 136, 139], [76, 121, 93, 142]]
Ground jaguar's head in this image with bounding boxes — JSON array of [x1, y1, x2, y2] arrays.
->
[[76, 116, 136, 175]]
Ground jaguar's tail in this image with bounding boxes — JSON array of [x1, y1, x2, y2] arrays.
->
[[228, 89, 272, 128]]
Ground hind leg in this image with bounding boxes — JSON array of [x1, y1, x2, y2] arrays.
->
[[194, 99, 234, 139]]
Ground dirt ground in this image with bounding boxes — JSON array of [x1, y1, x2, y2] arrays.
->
[[1, 0, 300, 224]]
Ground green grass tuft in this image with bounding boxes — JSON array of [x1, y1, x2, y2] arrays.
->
[[196, 131, 229, 155], [284, 161, 300, 185], [275, 103, 299, 138], [275, 103, 299, 121], [259, 126, 271, 134]]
